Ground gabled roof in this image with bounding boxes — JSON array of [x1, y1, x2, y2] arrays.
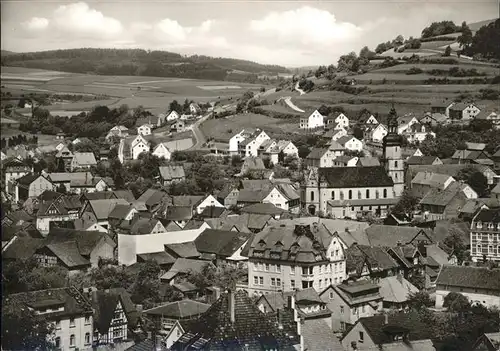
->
[[165, 242, 200, 258], [411, 172, 454, 188], [45, 228, 114, 256], [357, 157, 381, 167], [160, 258, 211, 281], [237, 188, 274, 203], [81, 191, 117, 201], [241, 157, 266, 171], [302, 318, 344, 351], [345, 244, 399, 275], [87, 198, 129, 220], [194, 229, 252, 257], [113, 190, 136, 203], [130, 217, 162, 235], [48, 172, 93, 183], [306, 148, 328, 160], [44, 241, 91, 268], [165, 206, 193, 221], [137, 189, 169, 208], [72, 152, 97, 166], [436, 265, 500, 291], [474, 208, 500, 223], [420, 182, 465, 206], [15, 173, 49, 187], [2, 237, 45, 261], [240, 203, 286, 215], [198, 206, 227, 218], [91, 287, 140, 334], [378, 276, 419, 303], [318, 167, 394, 188], [406, 156, 440, 166], [336, 135, 359, 146], [137, 251, 176, 265], [159, 165, 185, 181], [365, 225, 433, 247], [144, 299, 211, 318], [171, 195, 204, 207], [172, 291, 298, 350]]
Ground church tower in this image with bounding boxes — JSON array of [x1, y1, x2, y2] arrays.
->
[[383, 106, 404, 197]]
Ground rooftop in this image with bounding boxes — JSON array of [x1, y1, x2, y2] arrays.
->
[[436, 265, 500, 291]]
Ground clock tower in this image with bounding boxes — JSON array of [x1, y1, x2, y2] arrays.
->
[[383, 106, 404, 197]]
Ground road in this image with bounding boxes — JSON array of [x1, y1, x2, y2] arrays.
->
[[189, 113, 212, 150]]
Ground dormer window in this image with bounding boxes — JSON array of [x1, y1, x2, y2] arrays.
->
[[477, 221, 482, 229]]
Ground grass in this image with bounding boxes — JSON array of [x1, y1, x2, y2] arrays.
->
[[373, 63, 500, 75]]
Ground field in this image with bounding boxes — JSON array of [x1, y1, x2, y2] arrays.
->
[[1, 66, 269, 115]]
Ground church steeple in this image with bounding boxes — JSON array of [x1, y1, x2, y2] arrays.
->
[[383, 106, 404, 197]]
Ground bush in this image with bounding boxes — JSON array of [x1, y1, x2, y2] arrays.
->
[[406, 67, 424, 75]]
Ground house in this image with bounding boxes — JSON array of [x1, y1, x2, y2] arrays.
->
[[238, 130, 271, 157], [159, 165, 185, 185], [70, 152, 97, 171], [304, 167, 396, 218], [244, 223, 347, 295], [365, 124, 388, 143], [137, 124, 152, 136], [118, 135, 151, 163], [345, 244, 401, 279], [216, 184, 240, 208], [171, 290, 300, 350], [143, 300, 210, 340], [305, 147, 342, 168], [276, 140, 299, 158], [152, 142, 172, 160], [160, 258, 214, 284], [128, 217, 166, 235], [3, 157, 32, 193], [363, 225, 434, 248], [406, 156, 443, 166], [194, 229, 253, 266], [475, 110, 500, 129], [420, 181, 477, 221], [397, 114, 419, 134], [341, 312, 435, 351], [320, 280, 383, 333], [410, 172, 456, 198], [34, 228, 116, 271], [15, 173, 54, 203], [4, 287, 94, 350], [337, 135, 363, 152], [71, 137, 91, 145], [168, 119, 185, 133], [470, 208, 500, 263], [172, 194, 224, 215], [135, 188, 170, 212], [431, 100, 455, 116], [106, 125, 129, 141], [406, 164, 497, 187], [240, 203, 285, 219], [449, 102, 481, 120], [324, 128, 348, 142], [435, 265, 500, 308], [358, 112, 379, 126], [378, 275, 419, 310], [451, 149, 493, 166], [47, 172, 94, 193], [239, 156, 266, 175], [419, 112, 449, 126], [300, 109, 325, 129], [237, 185, 290, 211], [403, 123, 436, 143], [166, 110, 180, 121], [90, 288, 140, 346], [36, 197, 81, 234], [332, 155, 358, 167], [331, 112, 349, 129], [80, 198, 130, 229], [164, 242, 200, 259], [356, 157, 380, 167]]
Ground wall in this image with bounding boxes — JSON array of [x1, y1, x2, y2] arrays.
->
[[89, 237, 116, 268], [341, 322, 376, 351], [435, 286, 500, 309], [319, 186, 394, 214], [263, 187, 289, 211], [52, 315, 93, 351], [117, 228, 206, 265]]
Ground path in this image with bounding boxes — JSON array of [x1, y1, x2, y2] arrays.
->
[[283, 97, 305, 113], [295, 81, 306, 95], [189, 113, 212, 149]]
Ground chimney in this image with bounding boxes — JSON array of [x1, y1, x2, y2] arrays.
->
[[228, 290, 236, 323], [384, 313, 389, 325]]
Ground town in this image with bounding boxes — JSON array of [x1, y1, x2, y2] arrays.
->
[[1, 5, 500, 351]]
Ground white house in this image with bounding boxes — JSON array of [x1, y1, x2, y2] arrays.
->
[[106, 125, 129, 141], [403, 123, 436, 143], [152, 143, 172, 160], [369, 124, 388, 143], [300, 110, 324, 130], [364, 115, 379, 125], [137, 124, 152, 136], [413, 148, 423, 157], [189, 103, 202, 115], [239, 131, 271, 157], [449, 103, 481, 120], [55, 142, 67, 152], [229, 130, 247, 155], [475, 110, 500, 129], [277, 140, 299, 157], [166, 111, 180, 122], [195, 194, 225, 214], [398, 116, 420, 134], [337, 135, 363, 152], [126, 135, 151, 161], [334, 113, 349, 129]]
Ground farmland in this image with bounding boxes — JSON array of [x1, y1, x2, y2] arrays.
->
[[1, 66, 269, 115]]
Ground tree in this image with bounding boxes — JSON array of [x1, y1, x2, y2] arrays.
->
[[168, 100, 182, 113], [444, 45, 452, 57], [391, 189, 420, 216], [2, 298, 55, 351], [456, 166, 488, 196], [444, 228, 469, 264], [129, 261, 164, 308], [407, 291, 434, 310], [457, 22, 473, 49], [443, 292, 470, 312]]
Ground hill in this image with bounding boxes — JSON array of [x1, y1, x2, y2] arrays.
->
[[0, 48, 290, 83]]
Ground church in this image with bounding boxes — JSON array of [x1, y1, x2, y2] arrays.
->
[[302, 107, 405, 218]]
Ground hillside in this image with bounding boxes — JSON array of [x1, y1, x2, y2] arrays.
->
[[0, 48, 290, 82]]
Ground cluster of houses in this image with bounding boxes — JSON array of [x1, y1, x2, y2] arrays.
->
[[2, 101, 500, 350]]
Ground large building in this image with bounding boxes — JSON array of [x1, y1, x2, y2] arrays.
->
[[470, 208, 500, 262], [243, 223, 347, 296], [302, 107, 403, 218]]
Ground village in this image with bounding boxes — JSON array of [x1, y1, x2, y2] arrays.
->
[[2, 87, 500, 351]]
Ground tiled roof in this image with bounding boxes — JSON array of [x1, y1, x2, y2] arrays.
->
[[240, 203, 285, 215], [2, 237, 45, 260], [130, 218, 162, 235], [165, 242, 200, 258], [205, 213, 268, 232], [160, 258, 212, 281], [124, 340, 155, 351], [108, 204, 134, 219], [91, 287, 140, 334], [241, 157, 266, 171], [412, 172, 454, 188], [419, 182, 465, 206], [352, 312, 434, 345], [306, 148, 328, 160], [357, 157, 381, 167], [336, 135, 358, 146], [436, 265, 500, 290], [81, 191, 117, 201], [406, 156, 440, 165], [113, 190, 136, 202], [15, 173, 46, 186], [237, 188, 272, 203], [198, 206, 227, 218], [88, 198, 129, 220], [318, 167, 394, 188], [144, 299, 210, 318], [346, 244, 400, 275], [45, 241, 91, 267], [137, 189, 170, 208], [378, 276, 419, 303], [165, 206, 193, 221], [474, 208, 500, 223], [172, 290, 298, 350], [5, 287, 92, 319], [72, 152, 97, 166], [365, 225, 433, 247], [302, 318, 344, 351], [159, 165, 185, 181], [194, 229, 252, 257], [48, 172, 93, 183], [172, 195, 204, 207]]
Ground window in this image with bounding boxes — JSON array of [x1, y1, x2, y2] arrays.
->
[[276, 264, 281, 272], [329, 291, 334, 299], [55, 320, 61, 330], [265, 264, 270, 271], [254, 276, 259, 285], [319, 265, 323, 273], [319, 279, 322, 288], [276, 278, 281, 286], [340, 191, 344, 200], [70, 334, 75, 347], [85, 316, 90, 325], [291, 280, 295, 289], [290, 266, 295, 275], [340, 306, 344, 314], [85, 332, 91, 345], [383, 189, 387, 198], [358, 191, 361, 200], [362, 305, 366, 313], [70, 318, 75, 328], [331, 191, 335, 199], [55, 337, 61, 348], [348, 190, 352, 199], [359, 331, 364, 343], [310, 191, 315, 201], [366, 189, 370, 198], [259, 277, 264, 285], [271, 278, 276, 286], [395, 161, 398, 168]]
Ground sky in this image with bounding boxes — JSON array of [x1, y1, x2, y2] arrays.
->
[[1, 0, 498, 67]]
